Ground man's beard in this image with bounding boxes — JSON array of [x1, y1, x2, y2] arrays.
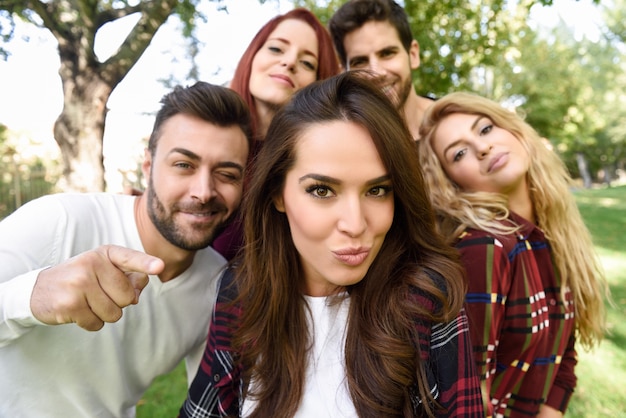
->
[[146, 177, 230, 251], [394, 76, 413, 111], [371, 74, 412, 111]]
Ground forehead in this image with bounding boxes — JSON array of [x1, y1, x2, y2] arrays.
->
[[289, 121, 385, 177], [433, 113, 474, 139], [156, 114, 249, 160], [266, 18, 319, 54], [343, 20, 403, 56]]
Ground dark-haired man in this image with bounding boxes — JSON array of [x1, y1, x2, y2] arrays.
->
[[329, 0, 434, 139], [0, 81, 251, 417]]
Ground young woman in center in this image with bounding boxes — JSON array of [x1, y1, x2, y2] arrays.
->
[[179, 73, 483, 417], [416, 92, 608, 417], [212, 8, 340, 260]]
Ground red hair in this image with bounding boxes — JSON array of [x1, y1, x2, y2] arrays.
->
[[230, 8, 340, 139]]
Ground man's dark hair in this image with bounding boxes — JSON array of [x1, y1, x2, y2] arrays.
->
[[329, 0, 415, 66], [148, 81, 252, 155]]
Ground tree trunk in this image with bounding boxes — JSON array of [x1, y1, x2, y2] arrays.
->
[[8, 0, 183, 191], [54, 74, 112, 192], [575, 152, 593, 189]]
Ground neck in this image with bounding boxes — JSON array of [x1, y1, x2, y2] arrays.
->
[[507, 183, 536, 225], [254, 101, 277, 140], [134, 195, 196, 282], [402, 90, 433, 140]]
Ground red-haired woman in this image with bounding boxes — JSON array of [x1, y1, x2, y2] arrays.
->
[[212, 8, 340, 260]]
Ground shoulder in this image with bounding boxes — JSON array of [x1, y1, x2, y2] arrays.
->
[[408, 268, 447, 314], [3, 192, 134, 229], [29, 192, 133, 216]]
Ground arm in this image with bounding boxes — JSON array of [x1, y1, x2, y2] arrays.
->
[[0, 196, 163, 345], [1, 196, 70, 344], [429, 308, 484, 417], [456, 233, 512, 416], [179, 268, 241, 418], [544, 332, 577, 413]]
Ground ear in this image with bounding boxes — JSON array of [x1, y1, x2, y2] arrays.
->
[[273, 194, 285, 213], [142, 148, 152, 181], [408, 39, 421, 70]]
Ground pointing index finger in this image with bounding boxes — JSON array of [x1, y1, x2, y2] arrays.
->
[[100, 245, 165, 276]]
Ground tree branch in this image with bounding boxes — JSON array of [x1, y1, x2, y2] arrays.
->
[[99, 0, 178, 86], [95, 3, 143, 30]]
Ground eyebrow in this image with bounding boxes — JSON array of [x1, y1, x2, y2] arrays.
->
[[441, 115, 484, 159], [298, 173, 391, 186], [168, 147, 245, 174], [268, 36, 318, 59]]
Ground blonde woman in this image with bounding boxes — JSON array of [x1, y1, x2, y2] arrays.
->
[[417, 92, 608, 418]]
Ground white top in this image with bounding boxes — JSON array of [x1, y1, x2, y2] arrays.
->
[[0, 193, 226, 418], [242, 295, 358, 417]]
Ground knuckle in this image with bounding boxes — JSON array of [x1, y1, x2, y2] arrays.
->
[[103, 306, 124, 323]]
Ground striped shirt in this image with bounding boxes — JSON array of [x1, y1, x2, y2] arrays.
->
[[179, 268, 484, 417], [457, 212, 577, 417]]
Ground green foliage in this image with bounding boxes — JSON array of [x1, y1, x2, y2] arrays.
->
[[503, 25, 626, 182], [295, 0, 534, 96], [0, 125, 58, 219]]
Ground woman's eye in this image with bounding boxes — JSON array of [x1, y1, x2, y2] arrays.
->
[[306, 185, 334, 198], [268, 46, 282, 53], [301, 60, 316, 71], [368, 186, 391, 197], [453, 149, 467, 162], [480, 124, 493, 135]]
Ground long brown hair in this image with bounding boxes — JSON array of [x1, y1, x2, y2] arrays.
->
[[229, 8, 340, 140], [417, 91, 608, 349], [232, 72, 466, 417]]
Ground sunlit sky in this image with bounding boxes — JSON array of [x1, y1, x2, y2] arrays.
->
[[0, 0, 604, 191]]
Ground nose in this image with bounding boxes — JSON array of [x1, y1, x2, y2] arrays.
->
[[337, 196, 367, 238], [476, 142, 493, 160], [281, 52, 297, 72], [365, 58, 386, 76], [190, 172, 217, 203]]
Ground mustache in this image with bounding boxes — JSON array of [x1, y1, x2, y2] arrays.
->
[[174, 199, 227, 214]]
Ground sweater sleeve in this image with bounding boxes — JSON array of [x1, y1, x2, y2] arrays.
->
[[545, 332, 577, 412], [456, 233, 512, 416], [410, 272, 484, 417], [0, 197, 66, 345], [428, 308, 485, 417]]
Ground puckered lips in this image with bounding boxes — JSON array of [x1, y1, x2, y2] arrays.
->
[[332, 246, 371, 267]]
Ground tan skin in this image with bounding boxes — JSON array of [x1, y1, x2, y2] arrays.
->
[[342, 20, 433, 139]]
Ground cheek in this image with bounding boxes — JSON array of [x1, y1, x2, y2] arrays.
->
[[295, 71, 317, 88], [218, 184, 243, 207], [371, 202, 394, 236], [287, 205, 330, 243], [249, 56, 266, 87]]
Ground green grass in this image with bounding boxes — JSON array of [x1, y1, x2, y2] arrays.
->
[[137, 361, 187, 418], [566, 185, 626, 417], [137, 185, 626, 418]]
